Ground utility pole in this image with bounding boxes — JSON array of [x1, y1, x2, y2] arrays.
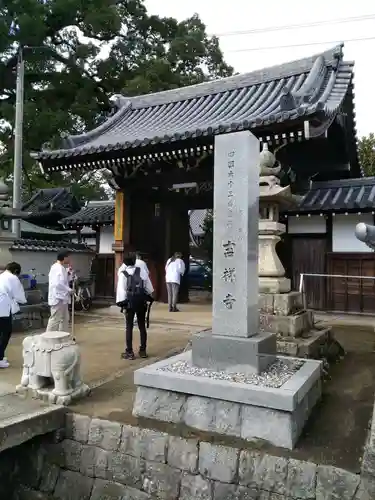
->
[[12, 47, 24, 238]]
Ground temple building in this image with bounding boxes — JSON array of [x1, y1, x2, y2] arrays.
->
[[60, 201, 115, 298], [34, 44, 362, 305], [22, 187, 81, 229]]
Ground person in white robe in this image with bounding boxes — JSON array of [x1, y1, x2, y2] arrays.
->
[[46, 250, 72, 332], [0, 262, 27, 368], [165, 252, 185, 312]]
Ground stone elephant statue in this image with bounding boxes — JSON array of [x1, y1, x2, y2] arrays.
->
[[19, 331, 86, 402]]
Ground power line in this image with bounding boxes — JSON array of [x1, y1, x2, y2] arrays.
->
[[228, 36, 375, 53], [210, 13, 375, 38]]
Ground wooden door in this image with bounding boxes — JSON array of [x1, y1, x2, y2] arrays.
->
[[361, 258, 375, 313], [93, 254, 115, 298], [291, 236, 327, 310], [327, 253, 375, 313]]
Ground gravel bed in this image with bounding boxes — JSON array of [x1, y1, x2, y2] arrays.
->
[[158, 358, 304, 388]]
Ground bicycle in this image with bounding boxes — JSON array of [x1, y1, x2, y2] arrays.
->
[[72, 274, 93, 312]]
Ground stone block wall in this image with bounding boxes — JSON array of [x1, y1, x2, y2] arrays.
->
[[361, 401, 375, 499], [2, 413, 366, 500]]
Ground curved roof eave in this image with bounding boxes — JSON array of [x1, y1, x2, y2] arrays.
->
[[33, 44, 355, 164]]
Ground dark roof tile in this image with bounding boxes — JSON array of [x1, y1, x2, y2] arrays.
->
[[189, 210, 208, 236], [35, 45, 354, 162], [22, 188, 81, 217], [10, 239, 93, 252], [60, 201, 115, 227], [288, 177, 375, 214]]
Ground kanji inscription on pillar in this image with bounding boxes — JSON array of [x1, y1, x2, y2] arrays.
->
[[223, 240, 236, 258], [212, 131, 260, 338], [221, 268, 236, 283], [223, 293, 236, 309]]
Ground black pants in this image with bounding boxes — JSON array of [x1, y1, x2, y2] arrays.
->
[[125, 305, 147, 353], [0, 315, 12, 360]]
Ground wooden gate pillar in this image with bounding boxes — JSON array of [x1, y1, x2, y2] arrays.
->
[[112, 190, 130, 290], [129, 192, 166, 301]]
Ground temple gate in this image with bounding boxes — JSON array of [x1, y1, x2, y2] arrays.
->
[[34, 44, 359, 301]]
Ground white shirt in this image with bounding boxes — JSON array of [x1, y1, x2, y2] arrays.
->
[[118, 258, 149, 277], [0, 270, 27, 317], [48, 262, 71, 306], [116, 265, 154, 304], [165, 258, 186, 285]]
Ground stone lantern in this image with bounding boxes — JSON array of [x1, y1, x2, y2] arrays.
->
[[258, 143, 299, 293], [0, 179, 30, 271], [257, 143, 331, 358]]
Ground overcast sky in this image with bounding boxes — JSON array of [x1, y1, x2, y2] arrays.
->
[[145, 0, 375, 139]]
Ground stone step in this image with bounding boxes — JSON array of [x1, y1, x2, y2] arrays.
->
[[261, 310, 314, 337], [259, 291, 303, 316], [276, 327, 332, 358]]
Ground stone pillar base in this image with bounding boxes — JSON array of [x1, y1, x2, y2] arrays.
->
[[259, 277, 291, 294], [133, 351, 322, 450], [192, 330, 276, 375]]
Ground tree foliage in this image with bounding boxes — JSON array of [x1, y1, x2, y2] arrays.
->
[[358, 133, 375, 177], [199, 209, 213, 271], [0, 0, 233, 201]]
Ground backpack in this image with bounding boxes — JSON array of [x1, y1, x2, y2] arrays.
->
[[123, 267, 146, 310]]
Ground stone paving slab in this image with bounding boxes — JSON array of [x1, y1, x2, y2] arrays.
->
[[0, 309, 194, 390], [0, 385, 65, 453], [0, 382, 16, 396]]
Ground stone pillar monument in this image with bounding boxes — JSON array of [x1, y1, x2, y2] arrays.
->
[[192, 131, 276, 374], [133, 132, 322, 450]]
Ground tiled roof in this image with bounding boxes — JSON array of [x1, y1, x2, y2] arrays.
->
[[60, 201, 115, 227], [20, 220, 71, 235], [10, 239, 93, 253], [189, 210, 208, 237], [35, 45, 354, 161], [288, 177, 375, 214], [22, 188, 81, 217]]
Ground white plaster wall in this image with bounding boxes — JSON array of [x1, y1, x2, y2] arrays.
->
[[70, 235, 97, 248], [332, 213, 374, 253], [11, 250, 95, 282], [70, 226, 97, 249], [287, 215, 327, 234], [99, 225, 114, 254]]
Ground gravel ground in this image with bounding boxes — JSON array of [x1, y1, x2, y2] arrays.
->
[[158, 358, 304, 388]]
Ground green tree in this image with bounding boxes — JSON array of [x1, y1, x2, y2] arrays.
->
[[199, 209, 213, 271], [0, 1, 233, 201], [358, 133, 375, 177]]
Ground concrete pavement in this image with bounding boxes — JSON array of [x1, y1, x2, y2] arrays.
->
[[0, 303, 209, 393]]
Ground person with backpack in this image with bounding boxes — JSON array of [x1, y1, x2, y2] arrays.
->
[[118, 251, 150, 277], [116, 252, 154, 360], [118, 251, 150, 326]]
